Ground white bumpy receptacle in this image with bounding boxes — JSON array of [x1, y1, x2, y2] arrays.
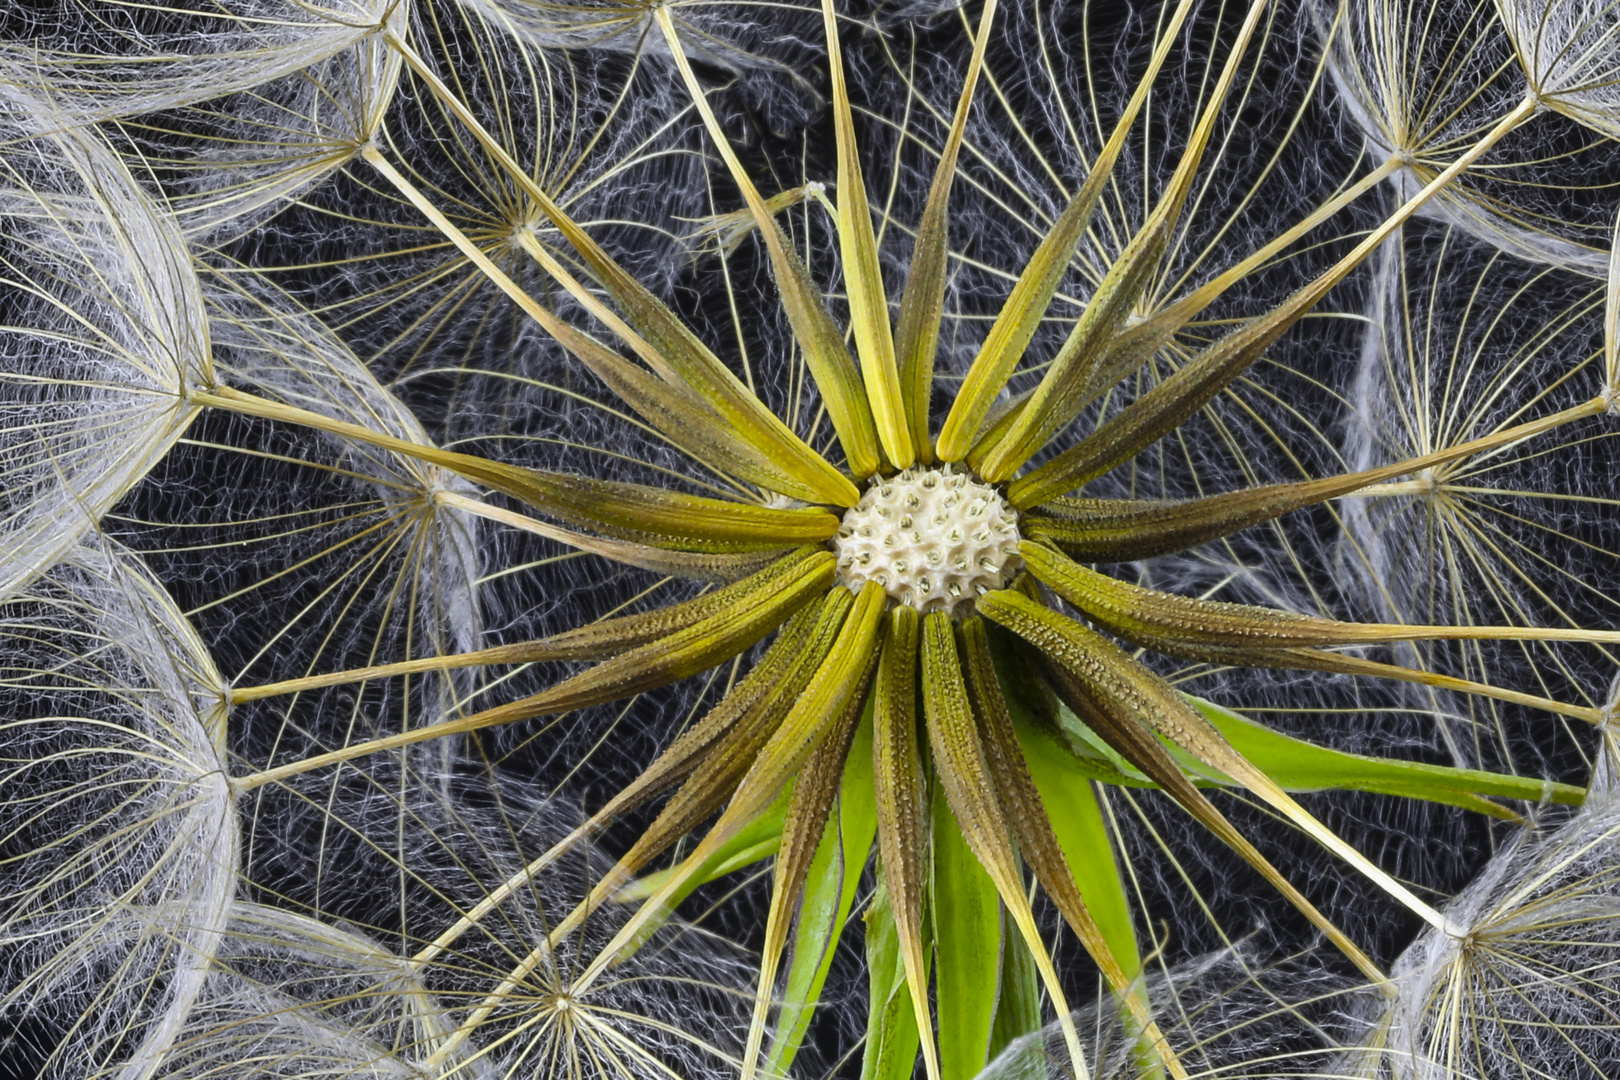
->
[[834, 466, 1021, 616]]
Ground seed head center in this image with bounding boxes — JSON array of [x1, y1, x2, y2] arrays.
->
[[834, 466, 1021, 617]]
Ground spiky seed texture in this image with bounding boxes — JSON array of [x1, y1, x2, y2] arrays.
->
[[4, 1, 1620, 1079], [834, 467, 1022, 615]]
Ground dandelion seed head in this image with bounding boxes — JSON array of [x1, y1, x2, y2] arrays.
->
[[1321, 0, 1620, 270], [0, 536, 237, 1078], [1499, 0, 1620, 136], [1372, 799, 1620, 1079], [0, 109, 208, 600], [834, 466, 1020, 616], [1590, 673, 1620, 799], [981, 942, 1373, 1080]]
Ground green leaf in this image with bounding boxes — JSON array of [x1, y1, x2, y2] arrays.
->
[[986, 906, 1041, 1064], [615, 788, 788, 903], [1013, 718, 1168, 1080], [1035, 684, 1583, 816], [931, 784, 1001, 1080], [923, 616, 1091, 1077], [977, 589, 1391, 983], [1013, 723, 1141, 985], [768, 705, 879, 1076], [1184, 695, 1585, 815], [574, 584, 886, 993], [744, 654, 875, 1080], [860, 883, 928, 1080]]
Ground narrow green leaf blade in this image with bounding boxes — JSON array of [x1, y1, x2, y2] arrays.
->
[[931, 784, 1001, 1080], [1014, 723, 1140, 984], [964, 622, 1182, 1078], [859, 883, 928, 1080], [768, 708, 879, 1076], [986, 906, 1042, 1065], [616, 789, 789, 903], [1016, 721, 1169, 1080], [743, 669, 872, 1080], [1185, 695, 1584, 813], [921, 614, 1090, 1079], [600, 591, 854, 899], [976, 588, 1391, 987], [576, 583, 885, 994], [987, 587, 1454, 937]]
